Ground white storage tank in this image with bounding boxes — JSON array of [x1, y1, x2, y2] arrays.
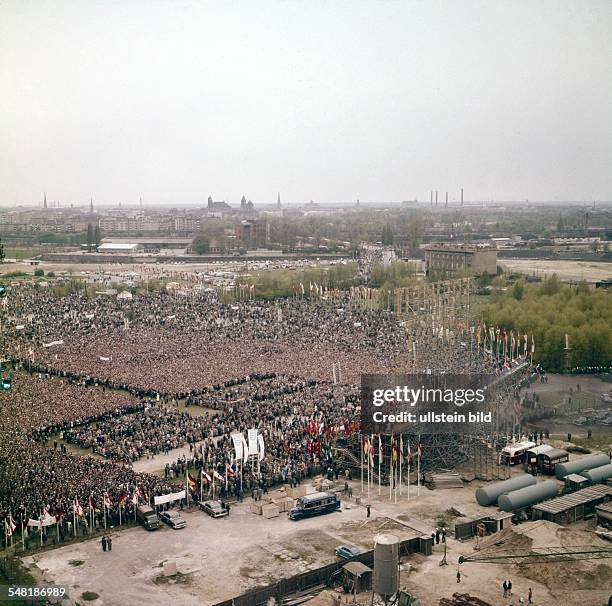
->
[[498, 480, 559, 512], [475, 474, 537, 506], [554, 453, 610, 479], [373, 534, 399, 598], [582, 463, 612, 485]]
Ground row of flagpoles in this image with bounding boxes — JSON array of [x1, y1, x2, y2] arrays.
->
[[360, 433, 422, 504]]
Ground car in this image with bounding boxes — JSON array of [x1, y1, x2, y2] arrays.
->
[[334, 544, 364, 560], [199, 500, 228, 518], [159, 510, 187, 529]]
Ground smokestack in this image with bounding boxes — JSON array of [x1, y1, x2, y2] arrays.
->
[[461, 188, 464, 206], [435, 191, 438, 206], [430, 191, 433, 205], [445, 192, 448, 207]]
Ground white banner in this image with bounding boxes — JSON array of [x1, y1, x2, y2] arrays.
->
[[42, 340, 64, 348], [257, 433, 265, 461], [27, 513, 56, 528], [241, 435, 249, 463], [231, 433, 243, 461], [247, 428, 259, 456], [153, 490, 186, 506]]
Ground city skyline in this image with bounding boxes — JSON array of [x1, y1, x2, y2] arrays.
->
[[1, 1, 611, 206]]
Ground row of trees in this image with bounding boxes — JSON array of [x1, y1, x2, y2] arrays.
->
[[238, 262, 360, 300], [479, 275, 612, 372]]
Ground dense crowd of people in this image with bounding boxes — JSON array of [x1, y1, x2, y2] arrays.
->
[[0, 284, 531, 548]]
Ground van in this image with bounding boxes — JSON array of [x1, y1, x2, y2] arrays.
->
[[137, 505, 160, 530]]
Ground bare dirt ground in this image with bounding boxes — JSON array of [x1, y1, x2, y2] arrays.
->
[[500, 259, 612, 283], [20, 470, 612, 606]]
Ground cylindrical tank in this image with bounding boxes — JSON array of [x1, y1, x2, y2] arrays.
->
[[582, 463, 612, 485], [475, 474, 537, 506], [373, 534, 399, 597], [498, 480, 559, 512], [554, 454, 610, 479]]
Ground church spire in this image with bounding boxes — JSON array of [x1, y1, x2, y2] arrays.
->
[[90, 198, 94, 213]]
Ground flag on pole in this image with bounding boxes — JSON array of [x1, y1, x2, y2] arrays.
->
[[187, 473, 197, 487], [201, 470, 211, 484]]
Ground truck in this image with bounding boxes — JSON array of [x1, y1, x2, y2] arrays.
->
[[137, 505, 160, 530]]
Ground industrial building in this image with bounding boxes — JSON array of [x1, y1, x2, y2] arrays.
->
[[235, 219, 270, 248], [423, 242, 497, 278], [532, 484, 612, 523], [96, 242, 142, 254]]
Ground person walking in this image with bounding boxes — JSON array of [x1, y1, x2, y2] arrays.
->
[[101, 535, 107, 552], [507, 579, 512, 595], [456, 571, 461, 583], [107, 536, 112, 551], [435, 528, 440, 544], [366, 504, 371, 518], [502, 580, 508, 598], [528, 587, 533, 604]]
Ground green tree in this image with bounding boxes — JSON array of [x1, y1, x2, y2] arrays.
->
[[86, 223, 93, 252], [381, 224, 394, 245], [94, 225, 102, 246], [478, 271, 492, 288], [191, 234, 210, 254]]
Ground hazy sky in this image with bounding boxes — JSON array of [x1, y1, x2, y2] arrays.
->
[[1, 1, 611, 206]]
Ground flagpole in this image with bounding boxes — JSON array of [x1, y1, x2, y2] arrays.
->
[[40, 511, 43, 547], [104, 499, 107, 529], [389, 433, 393, 501], [407, 454, 410, 500], [359, 431, 364, 494], [367, 438, 370, 501], [417, 435, 421, 497], [21, 514, 25, 551], [399, 434, 403, 497], [378, 434, 381, 496], [186, 469, 189, 507]]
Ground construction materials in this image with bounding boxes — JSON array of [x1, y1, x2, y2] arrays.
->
[[431, 472, 463, 489]]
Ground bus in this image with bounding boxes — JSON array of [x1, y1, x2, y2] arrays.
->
[[500, 440, 536, 466], [289, 492, 341, 521]]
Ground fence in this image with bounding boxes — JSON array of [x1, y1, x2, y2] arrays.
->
[[213, 536, 430, 606]]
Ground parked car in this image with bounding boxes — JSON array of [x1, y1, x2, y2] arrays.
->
[[199, 500, 228, 518], [159, 510, 187, 529], [334, 544, 364, 560]]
